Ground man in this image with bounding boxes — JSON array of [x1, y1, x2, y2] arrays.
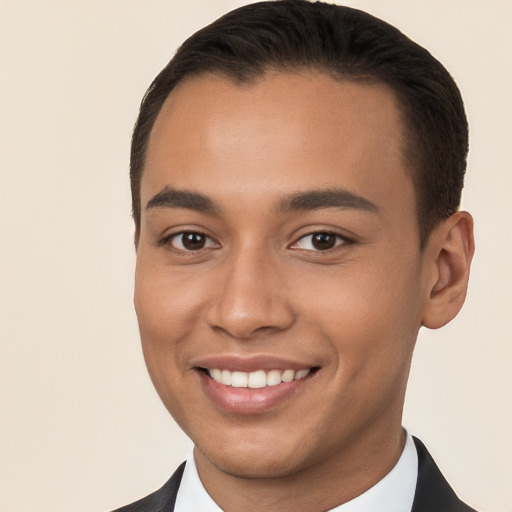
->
[[114, 1, 476, 510]]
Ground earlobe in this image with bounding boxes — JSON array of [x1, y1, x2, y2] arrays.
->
[[421, 211, 475, 330]]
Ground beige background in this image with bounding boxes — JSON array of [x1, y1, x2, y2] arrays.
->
[[1, 1, 511, 511]]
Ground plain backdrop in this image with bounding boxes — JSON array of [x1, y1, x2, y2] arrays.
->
[[1, 1, 511, 511]]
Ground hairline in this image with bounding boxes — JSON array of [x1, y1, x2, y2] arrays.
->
[[134, 66, 428, 248]]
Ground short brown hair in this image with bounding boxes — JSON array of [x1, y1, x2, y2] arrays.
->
[[130, 0, 468, 246]]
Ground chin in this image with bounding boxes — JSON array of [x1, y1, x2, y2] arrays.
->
[[196, 431, 319, 480], [207, 452, 301, 480]]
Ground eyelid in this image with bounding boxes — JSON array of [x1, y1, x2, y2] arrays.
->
[[159, 230, 220, 252], [289, 231, 352, 251]]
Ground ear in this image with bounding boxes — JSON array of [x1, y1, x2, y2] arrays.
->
[[421, 211, 475, 329]]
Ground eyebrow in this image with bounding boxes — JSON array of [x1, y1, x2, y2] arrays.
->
[[145, 186, 378, 216], [146, 187, 221, 215], [278, 189, 379, 213]]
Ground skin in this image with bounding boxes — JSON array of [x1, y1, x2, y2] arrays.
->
[[134, 72, 474, 512]]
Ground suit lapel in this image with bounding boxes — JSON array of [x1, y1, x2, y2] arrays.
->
[[115, 439, 478, 512], [411, 437, 476, 512], [111, 462, 185, 512]]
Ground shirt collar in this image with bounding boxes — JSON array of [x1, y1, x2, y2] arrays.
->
[[174, 431, 418, 512]]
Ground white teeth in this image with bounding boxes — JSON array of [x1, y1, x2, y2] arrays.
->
[[208, 368, 312, 388], [211, 369, 222, 382], [231, 371, 248, 388], [266, 370, 281, 387], [281, 369, 295, 383], [295, 369, 310, 380], [248, 370, 267, 389], [221, 369, 232, 386]]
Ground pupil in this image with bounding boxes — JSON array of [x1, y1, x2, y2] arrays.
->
[[182, 233, 205, 250], [312, 233, 336, 250]]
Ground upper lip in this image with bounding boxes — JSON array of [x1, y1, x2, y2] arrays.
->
[[190, 354, 319, 373]]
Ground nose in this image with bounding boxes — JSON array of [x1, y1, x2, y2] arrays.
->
[[206, 249, 295, 340]]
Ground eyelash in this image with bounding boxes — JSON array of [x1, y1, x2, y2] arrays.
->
[[159, 231, 219, 253], [290, 231, 352, 252], [159, 230, 352, 254]]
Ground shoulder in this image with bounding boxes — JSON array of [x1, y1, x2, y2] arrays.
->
[[110, 462, 185, 512], [412, 437, 478, 512]]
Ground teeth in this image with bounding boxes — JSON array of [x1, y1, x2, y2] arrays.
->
[[221, 369, 232, 386], [231, 371, 248, 388], [208, 368, 311, 388], [266, 370, 281, 387], [281, 369, 295, 383], [248, 370, 267, 389], [211, 369, 222, 382], [295, 369, 310, 380]]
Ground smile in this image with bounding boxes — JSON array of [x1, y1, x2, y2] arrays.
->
[[208, 368, 311, 388], [192, 356, 320, 413]]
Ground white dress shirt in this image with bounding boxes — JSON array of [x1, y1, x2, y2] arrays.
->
[[174, 431, 418, 512]]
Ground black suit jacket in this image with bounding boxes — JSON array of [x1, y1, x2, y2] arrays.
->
[[112, 437, 477, 512]]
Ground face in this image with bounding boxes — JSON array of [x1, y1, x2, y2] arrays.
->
[[134, 72, 432, 480]]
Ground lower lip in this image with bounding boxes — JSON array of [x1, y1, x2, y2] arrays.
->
[[198, 371, 313, 414]]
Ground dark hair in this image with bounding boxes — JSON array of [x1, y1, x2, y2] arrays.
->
[[130, 0, 468, 246]]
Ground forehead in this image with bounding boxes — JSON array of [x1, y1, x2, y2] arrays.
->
[[142, 72, 414, 222]]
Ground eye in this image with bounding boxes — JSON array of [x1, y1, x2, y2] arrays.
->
[[291, 232, 347, 251], [164, 231, 219, 252]]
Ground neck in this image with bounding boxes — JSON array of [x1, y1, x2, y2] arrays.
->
[[194, 423, 406, 512]]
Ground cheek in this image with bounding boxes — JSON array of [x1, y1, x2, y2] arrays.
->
[[135, 261, 207, 339], [294, 256, 423, 369], [133, 264, 206, 396], [133, 266, 206, 424], [299, 260, 420, 323]]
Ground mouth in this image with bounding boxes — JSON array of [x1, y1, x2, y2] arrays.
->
[[195, 364, 319, 413], [204, 367, 313, 388]]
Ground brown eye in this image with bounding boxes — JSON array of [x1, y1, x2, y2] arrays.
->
[[166, 231, 219, 252], [311, 233, 337, 250], [291, 231, 347, 252], [182, 232, 206, 250]]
